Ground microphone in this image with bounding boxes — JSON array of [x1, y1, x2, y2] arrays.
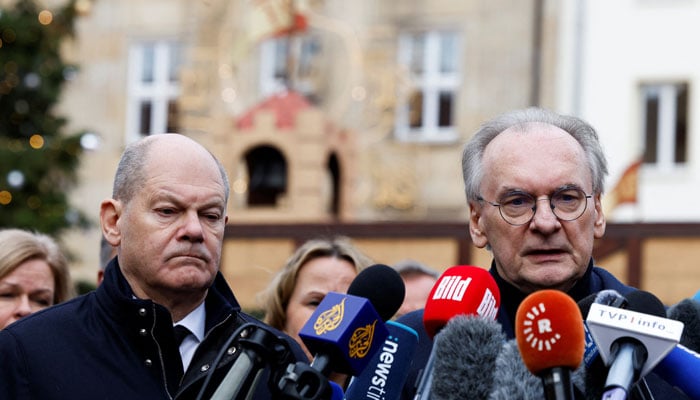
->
[[586, 290, 684, 400], [347, 264, 406, 322], [298, 264, 404, 377], [653, 343, 700, 400], [429, 315, 505, 400], [207, 323, 299, 400], [515, 289, 585, 400], [667, 298, 700, 353], [329, 381, 345, 400], [576, 290, 630, 400], [344, 320, 419, 400], [488, 339, 544, 400], [422, 265, 500, 338], [413, 265, 501, 400]]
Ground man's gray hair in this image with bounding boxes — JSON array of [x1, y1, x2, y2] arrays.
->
[[461, 107, 608, 204], [112, 134, 230, 204]]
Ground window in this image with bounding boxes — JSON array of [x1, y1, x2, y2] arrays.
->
[[396, 30, 460, 142], [260, 34, 322, 101], [640, 82, 688, 170], [245, 145, 288, 207], [126, 41, 182, 142]]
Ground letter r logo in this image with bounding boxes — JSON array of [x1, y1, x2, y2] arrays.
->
[[537, 318, 552, 334]]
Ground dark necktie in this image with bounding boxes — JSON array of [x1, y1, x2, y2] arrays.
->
[[173, 325, 191, 347], [173, 325, 191, 383]]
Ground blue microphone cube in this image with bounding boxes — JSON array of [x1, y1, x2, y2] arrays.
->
[[299, 292, 389, 375]]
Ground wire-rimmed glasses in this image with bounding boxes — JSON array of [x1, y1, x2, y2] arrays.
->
[[477, 187, 593, 226]]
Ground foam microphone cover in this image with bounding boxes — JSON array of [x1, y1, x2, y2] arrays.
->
[[422, 265, 501, 338], [516, 289, 585, 375], [348, 264, 405, 321], [487, 339, 543, 400], [624, 289, 666, 318], [668, 298, 700, 353], [430, 315, 505, 400]]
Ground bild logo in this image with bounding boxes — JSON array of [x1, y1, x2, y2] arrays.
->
[[432, 276, 472, 301]]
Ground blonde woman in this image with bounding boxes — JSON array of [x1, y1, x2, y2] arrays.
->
[[0, 228, 73, 329], [258, 236, 374, 361]]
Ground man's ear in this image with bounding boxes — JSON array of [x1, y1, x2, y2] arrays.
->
[[100, 199, 122, 247], [593, 194, 606, 239], [469, 202, 489, 248]]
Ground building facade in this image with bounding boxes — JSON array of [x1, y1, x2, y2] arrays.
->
[[34, 0, 700, 307]]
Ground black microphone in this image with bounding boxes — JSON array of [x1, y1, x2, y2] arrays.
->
[[667, 298, 700, 353], [347, 264, 405, 322], [428, 315, 505, 400], [586, 290, 684, 400]]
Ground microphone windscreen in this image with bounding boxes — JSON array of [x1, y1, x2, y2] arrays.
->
[[624, 290, 666, 317], [668, 298, 700, 353], [594, 289, 628, 309], [488, 340, 544, 400], [348, 264, 405, 321], [578, 289, 627, 319], [422, 265, 500, 338], [430, 315, 505, 400], [515, 290, 585, 374]]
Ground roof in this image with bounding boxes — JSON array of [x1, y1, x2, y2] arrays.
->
[[236, 91, 312, 130]]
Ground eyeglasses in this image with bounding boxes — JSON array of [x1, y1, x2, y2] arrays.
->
[[477, 187, 593, 226]]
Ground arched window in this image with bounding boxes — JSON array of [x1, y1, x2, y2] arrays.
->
[[244, 145, 287, 206]]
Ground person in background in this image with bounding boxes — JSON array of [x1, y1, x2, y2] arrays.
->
[[258, 236, 375, 362], [397, 107, 687, 399], [0, 133, 307, 399], [0, 228, 74, 329], [391, 259, 439, 318]]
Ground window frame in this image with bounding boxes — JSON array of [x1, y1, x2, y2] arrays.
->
[[640, 81, 688, 172], [395, 29, 461, 143], [259, 33, 322, 98], [126, 40, 182, 143]]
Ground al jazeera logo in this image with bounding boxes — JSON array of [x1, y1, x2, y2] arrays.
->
[[314, 298, 346, 334], [312, 297, 377, 360], [348, 319, 376, 359]]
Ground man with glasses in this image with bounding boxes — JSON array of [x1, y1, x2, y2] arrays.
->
[[463, 107, 617, 335], [398, 107, 687, 399]]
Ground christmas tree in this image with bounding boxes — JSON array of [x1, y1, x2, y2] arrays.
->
[[0, 0, 90, 235]]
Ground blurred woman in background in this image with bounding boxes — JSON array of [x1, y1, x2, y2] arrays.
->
[[0, 228, 74, 329], [258, 236, 374, 361]]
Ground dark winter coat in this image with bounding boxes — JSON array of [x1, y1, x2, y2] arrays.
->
[[0, 258, 307, 399]]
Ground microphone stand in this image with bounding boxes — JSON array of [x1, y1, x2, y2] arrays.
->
[[276, 361, 334, 400], [210, 324, 292, 400], [202, 322, 334, 400]]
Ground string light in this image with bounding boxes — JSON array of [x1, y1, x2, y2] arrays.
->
[[29, 134, 44, 149]]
